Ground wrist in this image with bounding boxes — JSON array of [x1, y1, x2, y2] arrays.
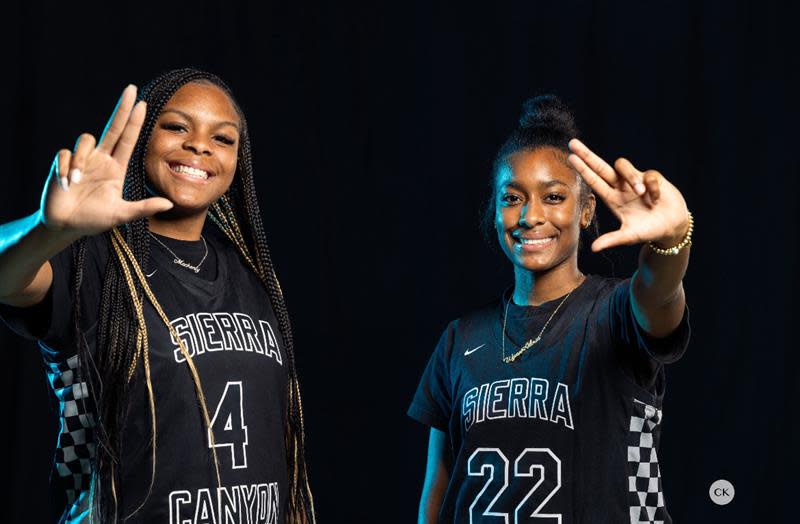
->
[[36, 218, 84, 247], [648, 211, 693, 256], [38, 210, 88, 243], [652, 216, 691, 249]]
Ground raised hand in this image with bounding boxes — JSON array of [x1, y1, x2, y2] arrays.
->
[[40, 85, 173, 236], [567, 138, 690, 253]]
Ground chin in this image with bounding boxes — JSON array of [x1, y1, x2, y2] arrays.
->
[[516, 258, 555, 274], [158, 198, 214, 218], [152, 185, 217, 212]]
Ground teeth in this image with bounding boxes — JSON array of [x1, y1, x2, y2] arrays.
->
[[519, 237, 553, 245], [173, 164, 209, 179]]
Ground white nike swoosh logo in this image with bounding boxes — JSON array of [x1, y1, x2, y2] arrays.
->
[[146, 269, 157, 278], [464, 344, 486, 356]]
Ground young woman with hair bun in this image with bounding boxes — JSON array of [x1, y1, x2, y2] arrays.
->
[[0, 69, 315, 523], [409, 95, 692, 523]]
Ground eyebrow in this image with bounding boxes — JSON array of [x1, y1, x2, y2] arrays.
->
[[160, 109, 240, 132], [502, 179, 569, 191]]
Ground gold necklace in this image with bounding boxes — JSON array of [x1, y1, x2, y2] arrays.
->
[[148, 232, 209, 273], [501, 278, 583, 363]]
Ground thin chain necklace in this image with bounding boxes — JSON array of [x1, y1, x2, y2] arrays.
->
[[148, 231, 209, 274], [501, 277, 584, 363]]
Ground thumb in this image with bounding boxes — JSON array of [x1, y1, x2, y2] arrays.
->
[[590, 230, 635, 252], [114, 197, 174, 223]]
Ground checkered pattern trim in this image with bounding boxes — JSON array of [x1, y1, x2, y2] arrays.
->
[[45, 354, 96, 509], [627, 398, 666, 524]]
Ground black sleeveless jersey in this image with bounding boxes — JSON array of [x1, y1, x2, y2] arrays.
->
[[408, 275, 690, 524], [1, 222, 288, 523]]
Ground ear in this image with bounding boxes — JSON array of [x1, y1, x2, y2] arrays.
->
[[580, 193, 596, 229]]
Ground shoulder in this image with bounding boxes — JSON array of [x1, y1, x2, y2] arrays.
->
[[583, 274, 628, 296], [203, 223, 246, 269], [44, 233, 112, 299], [453, 297, 500, 332], [576, 274, 632, 311], [51, 232, 111, 270], [434, 297, 502, 355], [83, 232, 112, 269]]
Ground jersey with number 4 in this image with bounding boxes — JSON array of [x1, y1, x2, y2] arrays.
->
[[0, 223, 288, 523], [408, 275, 690, 524]]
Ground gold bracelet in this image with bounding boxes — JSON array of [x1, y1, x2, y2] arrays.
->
[[648, 211, 694, 255]]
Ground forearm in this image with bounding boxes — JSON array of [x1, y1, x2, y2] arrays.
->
[[419, 487, 446, 524], [419, 427, 450, 524], [0, 211, 80, 301], [630, 219, 691, 338]]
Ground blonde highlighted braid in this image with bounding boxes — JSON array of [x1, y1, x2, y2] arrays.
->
[[70, 69, 315, 522]]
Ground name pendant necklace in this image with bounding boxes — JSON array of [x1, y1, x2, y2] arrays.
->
[[148, 232, 209, 274], [501, 277, 583, 363]]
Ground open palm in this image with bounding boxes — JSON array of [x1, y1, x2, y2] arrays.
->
[[41, 85, 173, 236], [567, 138, 689, 252]]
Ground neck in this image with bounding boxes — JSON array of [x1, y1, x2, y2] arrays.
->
[[513, 257, 584, 306], [148, 211, 207, 241]]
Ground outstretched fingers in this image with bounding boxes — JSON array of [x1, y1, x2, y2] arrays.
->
[[97, 85, 137, 155], [112, 100, 147, 164], [568, 138, 620, 186], [55, 149, 71, 191], [567, 152, 614, 201], [70, 133, 97, 185]]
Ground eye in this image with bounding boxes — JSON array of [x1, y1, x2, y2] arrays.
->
[[214, 134, 236, 146], [544, 193, 566, 203], [499, 193, 522, 206], [161, 122, 186, 133]]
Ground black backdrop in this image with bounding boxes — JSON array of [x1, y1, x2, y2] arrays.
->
[[2, 0, 797, 522]]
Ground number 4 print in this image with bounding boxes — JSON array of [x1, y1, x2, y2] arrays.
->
[[208, 381, 249, 469], [467, 447, 562, 523]]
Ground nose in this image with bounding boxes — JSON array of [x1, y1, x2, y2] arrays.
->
[[519, 200, 545, 228], [183, 133, 212, 156]]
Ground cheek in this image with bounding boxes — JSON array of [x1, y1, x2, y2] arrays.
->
[[495, 206, 512, 234], [216, 149, 238, 179], [143, 151, 160, 182], [144, 148, 158, 169], [551, 201, 581, 229], [225, 156, 239, 178], [144, 133, 171, 166]]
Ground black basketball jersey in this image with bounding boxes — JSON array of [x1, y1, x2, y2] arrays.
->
[[1, 223, 288, 523], [408, 275, 690, 524]]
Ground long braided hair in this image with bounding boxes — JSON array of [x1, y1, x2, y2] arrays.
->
[[70, 68, 315, 522]]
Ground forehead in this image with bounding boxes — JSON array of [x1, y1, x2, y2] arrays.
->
[[161, 82, 240, 126], [496, 147, 577, 189]]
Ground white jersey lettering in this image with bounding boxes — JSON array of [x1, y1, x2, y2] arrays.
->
[[171, 312, 283, 366], [463, 378, 574, 432]]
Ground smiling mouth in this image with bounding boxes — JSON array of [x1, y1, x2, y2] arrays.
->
[[168, 162, 212, 181], [513, 235, 556, 251], [516, 237, 555, 245]]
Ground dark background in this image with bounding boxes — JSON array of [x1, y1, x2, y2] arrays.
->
[[2, 0, 797, 522]]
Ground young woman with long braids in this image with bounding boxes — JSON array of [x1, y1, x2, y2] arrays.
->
[[409, 96, 692, 523], [0, 69, 315, 522]]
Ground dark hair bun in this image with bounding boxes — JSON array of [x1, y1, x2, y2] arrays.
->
[[518, 95, 577, 137]]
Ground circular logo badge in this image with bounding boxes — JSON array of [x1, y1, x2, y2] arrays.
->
[[709, 479, 735, 505]]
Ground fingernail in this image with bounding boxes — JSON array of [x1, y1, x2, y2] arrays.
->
[[60, 177, 69, 191], [635, 183, 645, 195], [70, 169, 81, 184]]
